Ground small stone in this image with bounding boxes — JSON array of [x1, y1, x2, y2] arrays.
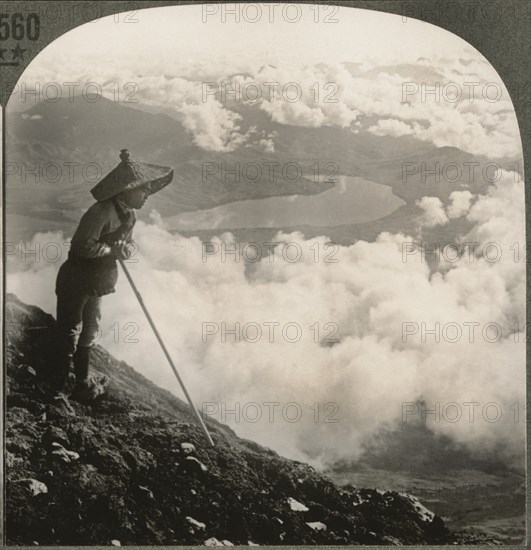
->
[[43, 426, 70, 449], [185, 456, 208, 472], [186, 516, 206, 530], [181, 442, 196, 454], [48, 394, 75, 416], [19, 364, 36, 376], [14, 364, 37, 382], [204, 538, 223, 546], [191, 489, 197, 495], [138, 485, 154, 499], [21, 479, 48, 496], [287, 497, 308, 512], [111, 540, 121, 546], [51, 442, 79, 463], [306, 521, 327, 531], [222, 540, 234, 546]]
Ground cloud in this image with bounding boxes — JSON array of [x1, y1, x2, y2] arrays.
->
[[213, 57, 520, 157], [7, 171, 525, 469], [241, 64, 360, 129], [10, 45, 521, 158], [368, 118, 419, 137], [447, 190, 473, 219], [257, 131, 277, 153], [416, 196, 449, 228], [179, 99, 250, 152]]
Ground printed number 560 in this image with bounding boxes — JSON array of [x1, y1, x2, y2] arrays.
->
[[0, 13, 40, 41]]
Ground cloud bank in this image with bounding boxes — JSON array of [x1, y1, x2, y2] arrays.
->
[[7, 170, 525, 468], [11, 47, 521, 157]]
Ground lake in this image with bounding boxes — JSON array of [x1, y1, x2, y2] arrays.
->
[[167, 175, 405, 230]]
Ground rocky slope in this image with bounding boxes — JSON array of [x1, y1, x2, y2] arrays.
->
[[4, 294, 479, 545]]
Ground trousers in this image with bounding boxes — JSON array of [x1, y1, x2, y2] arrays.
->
[[56, 288, 102, 355]]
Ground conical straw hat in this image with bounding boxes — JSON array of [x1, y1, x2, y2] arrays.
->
[[90, 150, 174, 201]]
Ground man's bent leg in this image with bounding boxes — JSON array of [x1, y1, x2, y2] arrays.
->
[[54, 290, 89, 392], [71, 297, 109, 402], [74, 296, 102, 383]]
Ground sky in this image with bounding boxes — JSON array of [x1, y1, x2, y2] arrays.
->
[[29, 4, 475, 68]]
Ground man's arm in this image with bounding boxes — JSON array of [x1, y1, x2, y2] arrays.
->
[[120, 211, 137, 260], [70, 203, 113, 259]]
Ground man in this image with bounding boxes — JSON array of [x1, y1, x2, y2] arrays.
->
[[52, 149, 173, 402]]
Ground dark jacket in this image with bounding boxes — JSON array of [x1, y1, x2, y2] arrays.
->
[[56, 199, 136, 297]]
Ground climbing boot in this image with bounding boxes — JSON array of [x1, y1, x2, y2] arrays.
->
[[48, 353, 73, 396], [73, 345, 91, 384], [70, 374, 109, 403]]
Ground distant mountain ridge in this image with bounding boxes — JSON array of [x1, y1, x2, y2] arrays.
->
[[7, 95, 517, 244], [8, 96, 511, 209]]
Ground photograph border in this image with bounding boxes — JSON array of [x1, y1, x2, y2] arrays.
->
[[1, 0, 529, 547]]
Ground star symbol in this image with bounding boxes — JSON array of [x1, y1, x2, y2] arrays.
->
[[0, 48, 7, 60], [10, 43, 26, 60]]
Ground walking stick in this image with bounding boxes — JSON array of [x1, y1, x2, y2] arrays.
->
[[118, 259, 215, 447]]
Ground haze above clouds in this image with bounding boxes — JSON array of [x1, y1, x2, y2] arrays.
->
[[10, 4, 521, 157]]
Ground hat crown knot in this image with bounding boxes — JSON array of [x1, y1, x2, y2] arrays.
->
[[116, 149, 144, 183], [120, 149, 131, 163]]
